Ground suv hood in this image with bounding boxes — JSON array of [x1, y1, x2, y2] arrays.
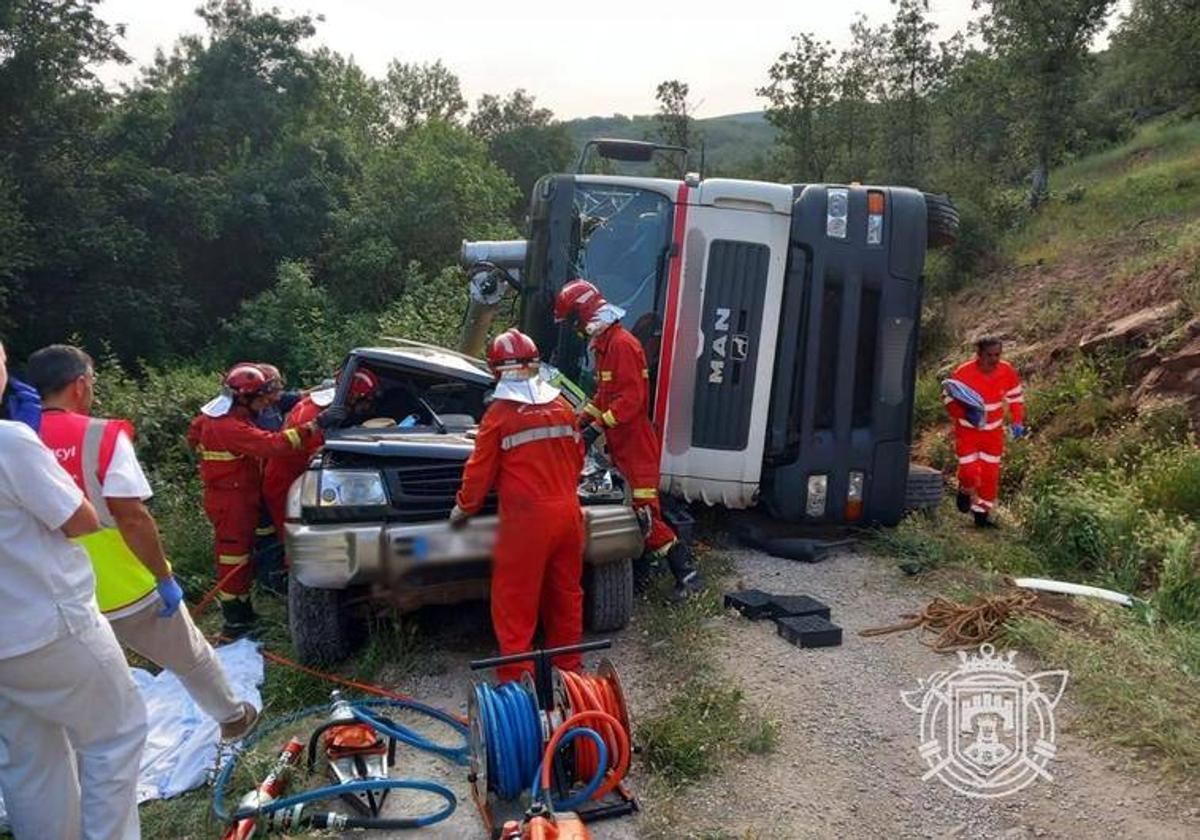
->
[[323, 430, 475, 461]]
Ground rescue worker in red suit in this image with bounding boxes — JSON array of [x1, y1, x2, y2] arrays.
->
[[449, 329, 585, 683], [944, 337, 1026, 527], [554, 279, 702, 600], [261, 368, 381, 537], [188, 364, 343, 636]]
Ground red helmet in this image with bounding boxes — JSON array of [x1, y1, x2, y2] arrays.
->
[[257, 363, 284, 392], [346, 368, 380, 400], [554, 279, 607, 327], [487, 329, 540, 375], [224, 363, 269, 398]]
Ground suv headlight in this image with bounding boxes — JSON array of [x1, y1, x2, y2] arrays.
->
[[314, 469, 388, 507]]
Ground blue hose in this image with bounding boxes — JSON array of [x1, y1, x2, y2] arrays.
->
[[530, 727, 608, 812], [212, 697, 468, 827], [473, 681, 541, 801]]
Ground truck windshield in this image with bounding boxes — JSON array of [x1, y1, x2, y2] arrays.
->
[[571, 184, 673, 338]]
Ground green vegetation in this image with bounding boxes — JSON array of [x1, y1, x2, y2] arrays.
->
[[635, 548, 780, 820]]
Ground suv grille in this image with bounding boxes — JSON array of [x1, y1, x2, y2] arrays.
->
[[383, 459, 496, 522]]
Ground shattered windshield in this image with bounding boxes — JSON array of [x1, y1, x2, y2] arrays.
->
[[572, 184, 672, 326]]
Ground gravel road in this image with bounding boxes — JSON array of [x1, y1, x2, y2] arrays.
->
[[363, 544, 1199, 840]]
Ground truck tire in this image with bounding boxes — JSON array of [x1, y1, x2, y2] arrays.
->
[[583, 558, 634, 632], [288, 575, 365, 665], [905, 463, 945, 511], [923, 192, 959, 249]]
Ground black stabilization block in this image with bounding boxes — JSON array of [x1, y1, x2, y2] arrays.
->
[[723, 589, 774, 619], [775, 615, 843, 648], [764, 594, 831, 621]]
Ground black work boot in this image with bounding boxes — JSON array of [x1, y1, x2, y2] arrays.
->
[[973, 511, 998, 529], [633, 555, 657, 594], [956, 490, 972, 513], [220, 597, 258, 639], [665, 542, 703, 602]]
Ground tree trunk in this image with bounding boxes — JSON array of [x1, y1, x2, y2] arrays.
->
[[1028, 152, 1049, 209]]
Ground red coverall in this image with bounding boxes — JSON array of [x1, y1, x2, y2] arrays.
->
[[262, 396, 323, 537], [944, 359, 1024, 515], [456, 395, 585, 683], [587, 324, 676, 557], [187, 406, 316, 598]]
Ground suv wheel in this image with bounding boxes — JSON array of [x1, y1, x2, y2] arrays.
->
[[583, 558, 633, 632], [288, 575, 366, 665]]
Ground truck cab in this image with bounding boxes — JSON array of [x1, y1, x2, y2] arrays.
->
[[463, 139, 956, 527]]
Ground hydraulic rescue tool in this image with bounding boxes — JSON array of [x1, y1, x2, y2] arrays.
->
[[221, 738, 304, 840], [468, 640, 636, 840], [214, 693, 467, 833]]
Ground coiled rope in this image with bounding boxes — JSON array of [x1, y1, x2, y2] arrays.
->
[[860, 590, 1071, 651]]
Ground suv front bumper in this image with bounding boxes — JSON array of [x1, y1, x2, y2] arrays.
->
[[286, 503, 644, 592]]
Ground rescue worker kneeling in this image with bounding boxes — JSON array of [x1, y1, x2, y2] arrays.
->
[[189, 364, 343, 637], [450, 329, 585, 683]]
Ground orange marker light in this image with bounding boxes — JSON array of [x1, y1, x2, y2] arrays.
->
[[867, 191, 885, 214]]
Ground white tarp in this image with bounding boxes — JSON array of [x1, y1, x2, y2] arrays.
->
[[0, 639, 264, 826]]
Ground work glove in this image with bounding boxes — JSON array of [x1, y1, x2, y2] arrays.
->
[[156, 576, 185, 618], [3, 377, 43, 432], [448, 504, 470, 530], [1011, 423, 1027, 440], [581, 422, 603, 451], [964, 405, 985, 429], [315, 405, 348, 429]]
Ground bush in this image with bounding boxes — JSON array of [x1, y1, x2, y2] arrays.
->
[[912, 372, 946, 434], [1151, 523, 1200, 624], [1138, 446, 1200, 518]]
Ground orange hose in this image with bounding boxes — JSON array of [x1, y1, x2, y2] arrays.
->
[[540, 710, 629, 802], [557, 670, 629, 797]]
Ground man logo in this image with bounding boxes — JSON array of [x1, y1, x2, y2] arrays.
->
[[708, 308, 750, 384]]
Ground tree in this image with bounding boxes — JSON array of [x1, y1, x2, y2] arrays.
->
[[975, 0, 1117, 207], [1108, 0, 1200, 113], [829, 15, 888, 181], [469, 90, 573, 219], [758, 33, 839, 181], [384, 59, 466, 130], [880, 0, 958, 186]]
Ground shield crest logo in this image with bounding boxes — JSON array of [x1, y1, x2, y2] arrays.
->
[[902, 644, 1068, 798]]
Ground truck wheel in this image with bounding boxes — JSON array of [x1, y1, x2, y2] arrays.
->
[[583, 558, 634, 632], [905, 464, 945, 511], [923, 192, 959, 249], [288, 575, 365, 665]]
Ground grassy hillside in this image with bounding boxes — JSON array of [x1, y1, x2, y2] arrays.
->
[[890, 117, 1200, 780], [563, 110, 776, 175]]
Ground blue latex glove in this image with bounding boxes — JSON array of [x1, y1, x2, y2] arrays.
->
[[1011, 423, 1027, 440], [964, 405, 985, 429], [156, 576, 185, 617], [3, 377, 43, 432]]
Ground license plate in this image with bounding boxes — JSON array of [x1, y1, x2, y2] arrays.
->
[[406, 530, 494, 560]]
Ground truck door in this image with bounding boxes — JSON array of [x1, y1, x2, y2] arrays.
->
[[657, 180, 793, 508]]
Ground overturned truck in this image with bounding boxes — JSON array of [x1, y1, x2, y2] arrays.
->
[[284, 139, 956, 663]]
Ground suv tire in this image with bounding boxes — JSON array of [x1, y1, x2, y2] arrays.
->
[[923, 192, 960, 249], [905, 463, 945, 511], [583, 558, 634, 632], [288, 575, 365, 665]]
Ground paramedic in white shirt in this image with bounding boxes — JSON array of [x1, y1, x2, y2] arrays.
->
[[26, 344, 258, 742], [0, 338, 148, 840]]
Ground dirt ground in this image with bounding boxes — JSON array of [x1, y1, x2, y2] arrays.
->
[[364, 545, 1200, 840]]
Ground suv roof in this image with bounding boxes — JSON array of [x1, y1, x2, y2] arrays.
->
[[350, 341, 493, 387]]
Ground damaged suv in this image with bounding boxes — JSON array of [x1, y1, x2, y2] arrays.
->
[[284, 341, 644, 664]]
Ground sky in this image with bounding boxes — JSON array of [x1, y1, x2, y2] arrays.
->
[[95, 0, 1129, 121]]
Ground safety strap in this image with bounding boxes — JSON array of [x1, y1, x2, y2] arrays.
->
[[82, 418, 115, 528], [500, 424, 578, 451]]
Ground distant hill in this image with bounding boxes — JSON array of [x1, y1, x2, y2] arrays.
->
[[563, 111, 777, 176]]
